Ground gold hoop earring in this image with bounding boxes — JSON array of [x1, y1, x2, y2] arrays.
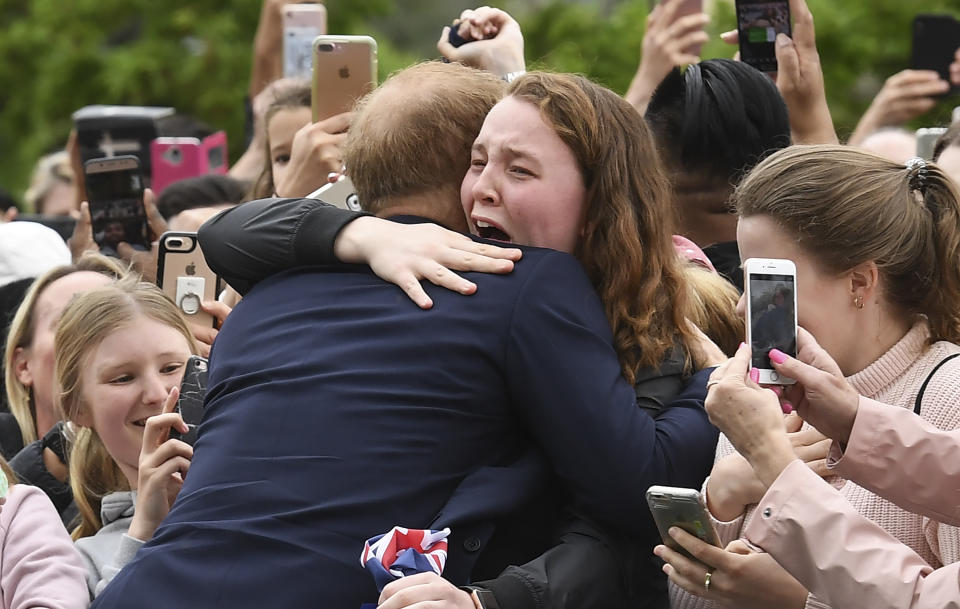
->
[[854, 296, 864, 310]]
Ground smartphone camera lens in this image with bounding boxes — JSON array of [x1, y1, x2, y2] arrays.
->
[[318, 43, 335, 52], [169, 239, 183, 248]]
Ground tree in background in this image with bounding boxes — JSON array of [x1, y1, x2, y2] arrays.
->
[[1, 0, 958, 205]]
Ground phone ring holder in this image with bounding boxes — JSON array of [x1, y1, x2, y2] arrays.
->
[[179, 292, 201, 315]]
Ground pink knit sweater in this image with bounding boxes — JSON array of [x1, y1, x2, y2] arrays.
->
[[670, 322, 960, 609]]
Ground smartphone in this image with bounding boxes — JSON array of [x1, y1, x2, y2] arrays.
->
[[150, 131, 228, 195], [306, 175, 361, 211], [917, 127, 948, 161], [170, 355, 208, 446], [283, 3, 328, 80], [311, 35, 378, 122], [157, 232, 220, 328], [83, 156, 150, 254], [647, 486, 721, 557], [744, 258, 797, 385], [735, 0, 791, 73], [649, 0, 706, 56], [912, 15, 960, 97]]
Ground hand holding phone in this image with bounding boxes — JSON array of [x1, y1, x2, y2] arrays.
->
[[744, 258, 797, 385], [83, 156, 150, 256], [647, 485, 721, 557], [735, 0, 791, 73], [436, 7, 525, 79], [169, 355, 209, 446]]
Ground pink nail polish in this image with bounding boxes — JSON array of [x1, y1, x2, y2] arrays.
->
[[749, 367, 760, 383], [781, 402, 794, 414], [769, 349, 788, 365], [739, 342, 747, 350]]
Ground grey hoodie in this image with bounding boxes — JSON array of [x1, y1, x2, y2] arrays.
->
[[74, 491, 145, 598]]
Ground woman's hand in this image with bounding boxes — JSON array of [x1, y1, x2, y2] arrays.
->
[[773, 327, 860, 447], [437, 6, 525, 79], [274, 112, 353, 198], [333, 216, 523, 309], [848, 70, 949, 146], [377, 572, 475, 609], [706, 451, 769, 522], [719, 0, 837, 144], [626, 0, 709, 114], [656, 528, 808, 609], [127, 387, 192, 542]]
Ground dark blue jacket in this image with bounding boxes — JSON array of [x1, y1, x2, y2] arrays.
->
[[93, 242, 714, 609]]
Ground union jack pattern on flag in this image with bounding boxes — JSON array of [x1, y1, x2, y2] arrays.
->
[[360, 526, 451, 592]]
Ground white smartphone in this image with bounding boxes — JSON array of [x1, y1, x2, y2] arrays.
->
[[283, 3, 328, 80], [917, 127, 948, 161], [646, 486, 721, 557], [306, 175, 361, 211], [744, 258, 797, 385]]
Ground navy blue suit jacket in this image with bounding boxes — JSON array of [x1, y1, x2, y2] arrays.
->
[[93, 241, 714, 608]]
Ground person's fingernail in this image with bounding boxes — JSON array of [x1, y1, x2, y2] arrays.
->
[[781, 401, 794, 414], [653, 545, 664, 557], [739, 342, 747, 350], [770, 385, 783, 397], [776, 33, 791, 47], [769, 349, 788, 364], [749, 367, 760, 383]]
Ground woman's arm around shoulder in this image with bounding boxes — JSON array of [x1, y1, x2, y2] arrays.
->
[[2, 484, 89, 609]]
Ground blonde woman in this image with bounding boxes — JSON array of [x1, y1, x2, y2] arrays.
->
[[5, 255, 124, 463], [54, 277, 198, 597]]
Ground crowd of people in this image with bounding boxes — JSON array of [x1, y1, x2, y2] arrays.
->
[[1, 0, 960, 608]]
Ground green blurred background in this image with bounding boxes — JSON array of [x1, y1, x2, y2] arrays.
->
[[0, 0, 958, 206]]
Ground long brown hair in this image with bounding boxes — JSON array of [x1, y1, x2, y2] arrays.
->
[[508, 72, 693, 382], [56, 276, 199, 539], [735, 144, 960, 344]]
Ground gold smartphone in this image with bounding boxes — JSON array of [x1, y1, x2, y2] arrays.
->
[[311, 35, 378, 122]]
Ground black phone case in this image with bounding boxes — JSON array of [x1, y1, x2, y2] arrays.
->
[[170, 355, 208, 446], [912, 15, 960, 96]]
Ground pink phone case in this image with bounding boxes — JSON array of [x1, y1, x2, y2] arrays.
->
[[150, 131, 228, 195]]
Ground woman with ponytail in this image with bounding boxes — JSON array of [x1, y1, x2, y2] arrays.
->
[[54, 276, 198, 598], [663, 145, 960, 609]]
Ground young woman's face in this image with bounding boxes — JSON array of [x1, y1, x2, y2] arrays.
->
[[268, 106, 312, 191], [14, 272, 113, 429], [736, 214, 855, 366], [461, 96, 587, 254], [77, 315, 192, 486]]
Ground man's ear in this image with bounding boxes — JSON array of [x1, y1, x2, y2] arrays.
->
[[12, 347, 33, 388]]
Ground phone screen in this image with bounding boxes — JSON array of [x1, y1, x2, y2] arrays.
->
[[85, 164, 149, 252], [748, 273, 796, 369], [736, 0, 791, 72]]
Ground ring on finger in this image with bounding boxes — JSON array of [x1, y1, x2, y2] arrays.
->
[[704, 570, 713, 592]]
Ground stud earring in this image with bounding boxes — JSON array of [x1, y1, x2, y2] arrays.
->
[[854, 295, 864, 310]]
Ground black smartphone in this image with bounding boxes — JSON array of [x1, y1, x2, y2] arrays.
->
[[735, 0, 791, 73], [83, 155, 150, 255], [912, 15, 960, 97], [170, 355, 208, 446]]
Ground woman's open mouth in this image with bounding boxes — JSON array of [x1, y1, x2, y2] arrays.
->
[[475, 220, 512, 243]]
